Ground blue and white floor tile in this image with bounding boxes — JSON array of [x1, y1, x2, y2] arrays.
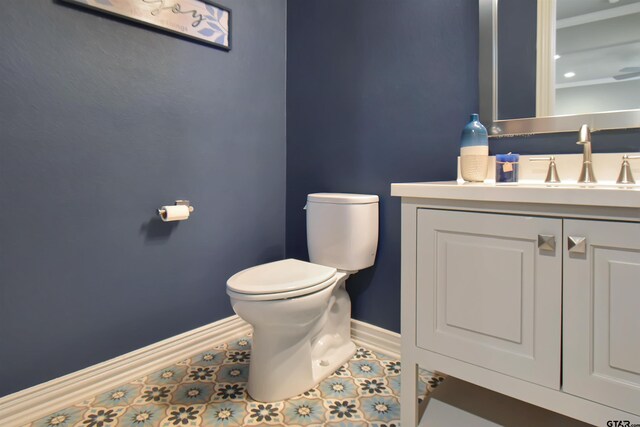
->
[[24, 334, 443, 427]]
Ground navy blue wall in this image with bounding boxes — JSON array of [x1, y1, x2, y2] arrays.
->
[[0, 0, 286, 396], [286, 0, 479, 333]]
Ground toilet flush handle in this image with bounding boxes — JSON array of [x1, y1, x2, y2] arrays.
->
[[303, 204, 307, 210]]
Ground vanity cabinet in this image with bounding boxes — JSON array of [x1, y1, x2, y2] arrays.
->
[[392, 184, 640, 426], [416, 210, 562, 389], [563, 220, 640, 416]]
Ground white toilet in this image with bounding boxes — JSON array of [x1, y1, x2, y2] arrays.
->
[[226, 193, 379, 402]]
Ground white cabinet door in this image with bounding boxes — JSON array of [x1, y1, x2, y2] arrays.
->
[[563, 220, 640, 416], [416, 209, 562, 389]]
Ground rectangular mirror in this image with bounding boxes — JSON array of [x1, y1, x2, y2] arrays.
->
[[480, 0, 640, 136]]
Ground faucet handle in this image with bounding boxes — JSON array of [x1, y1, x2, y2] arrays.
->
[[530, 156, 561, 184], [616, 154, 640, 184]]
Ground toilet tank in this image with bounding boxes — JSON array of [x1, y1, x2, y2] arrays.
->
[[306, 193, 379, 271]]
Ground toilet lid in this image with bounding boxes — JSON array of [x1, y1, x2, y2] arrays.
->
[[307, 193, 379, 204], [227, 258, 337, 295]]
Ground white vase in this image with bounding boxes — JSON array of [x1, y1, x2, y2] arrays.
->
[[460, 145, 489, 182]]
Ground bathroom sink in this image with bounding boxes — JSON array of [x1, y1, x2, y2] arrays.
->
[[390, 181, 640, 209], [392, 152, 640, 209]]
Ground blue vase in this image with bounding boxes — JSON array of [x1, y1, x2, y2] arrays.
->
[[460, 113, 488, 148], [460, 114, 489, 182]]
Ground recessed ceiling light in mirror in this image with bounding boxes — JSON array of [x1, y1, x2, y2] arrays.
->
[[564, 71, 576, 78]]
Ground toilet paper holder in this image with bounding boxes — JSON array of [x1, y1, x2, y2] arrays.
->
[[157, 200, 195, 219]]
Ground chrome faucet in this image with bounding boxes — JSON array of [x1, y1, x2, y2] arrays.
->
[[576, 124, 597, 184]]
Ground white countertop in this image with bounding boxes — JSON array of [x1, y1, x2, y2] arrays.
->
[[390, 181, 640, 209]]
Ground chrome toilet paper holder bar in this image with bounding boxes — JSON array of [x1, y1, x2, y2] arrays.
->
[[157, 200, 195, 219]]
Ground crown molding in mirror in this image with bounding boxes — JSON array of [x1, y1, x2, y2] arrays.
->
[[479, 0, 640, 137]]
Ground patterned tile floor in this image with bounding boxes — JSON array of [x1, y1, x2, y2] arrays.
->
[[25, 333, 444, 427]]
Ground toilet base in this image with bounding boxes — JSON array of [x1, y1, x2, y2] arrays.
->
[[241, 273, 355, 402], [247, 337, 356, 403]]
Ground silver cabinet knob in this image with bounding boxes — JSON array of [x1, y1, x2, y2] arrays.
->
[[568, 236, 587, 254], [538, 234, 556, 251]]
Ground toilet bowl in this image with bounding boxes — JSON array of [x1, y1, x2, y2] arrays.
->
[[226, 193, 379, 402], [227, 259, 354, 402]]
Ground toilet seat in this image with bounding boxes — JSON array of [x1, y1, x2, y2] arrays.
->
[[227, 275, 338, 301], [226, 258, 337, 301]]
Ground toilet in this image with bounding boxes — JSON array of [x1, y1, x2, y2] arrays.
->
[[226, 193, 379, 402]]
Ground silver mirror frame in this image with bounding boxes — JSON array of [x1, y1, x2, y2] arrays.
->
[[479, 0, 640, 137]]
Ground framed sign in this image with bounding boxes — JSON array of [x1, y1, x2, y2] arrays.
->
[[64, 0, 231, 51]]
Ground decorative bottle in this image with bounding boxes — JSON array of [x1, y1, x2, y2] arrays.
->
[[460, 113, 489, 182]]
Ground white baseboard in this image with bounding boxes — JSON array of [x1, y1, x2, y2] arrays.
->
[[0, 316, 399, 427], [0, 315, 251, 427], [351, 318, 401, 359]]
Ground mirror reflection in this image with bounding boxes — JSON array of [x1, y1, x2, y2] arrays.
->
[[498, 0, 640, 120]]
